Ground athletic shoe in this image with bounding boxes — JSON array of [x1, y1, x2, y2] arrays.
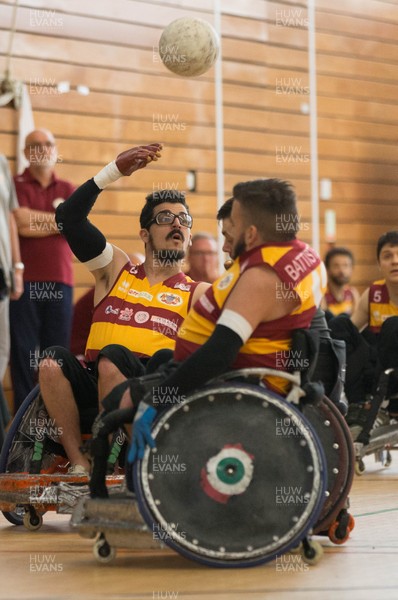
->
[[346, 402, 369, 442], [370, 408, 391, 433], [67, 464, 90, 476]]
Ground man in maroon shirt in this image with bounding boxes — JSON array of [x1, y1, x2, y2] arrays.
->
[[10, 128, 75, 412]]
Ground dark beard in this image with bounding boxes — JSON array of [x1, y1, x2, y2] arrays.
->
[[231, 236, 246, 260], [329, 273, 349, 286], [148, 232, 185, 265]]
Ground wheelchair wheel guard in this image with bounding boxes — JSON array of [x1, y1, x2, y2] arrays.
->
[[302, 396, 355, 535], [133, 382, 327, 568]]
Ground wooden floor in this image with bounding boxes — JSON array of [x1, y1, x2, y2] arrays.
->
[[1, 455, 398, 600]]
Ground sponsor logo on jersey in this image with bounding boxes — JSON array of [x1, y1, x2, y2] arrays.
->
[[128, 289, 153, 301], [217, 272, 234, 290], [134, 311, 150, 324], [174, 282, 191, 292], [117, 280, 130, 293], [105, 305, 120, 315], [151, 316, 179, 332], [118, 308, 134, 321], [157, 292, 183, 306]]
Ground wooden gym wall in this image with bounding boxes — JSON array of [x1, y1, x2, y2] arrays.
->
[[0, 0, 398, 404]]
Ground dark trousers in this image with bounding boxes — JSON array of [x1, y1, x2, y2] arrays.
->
[[329, 315, 398, 412], [10, 281, 73, 412], [0, 382, 10, 452]]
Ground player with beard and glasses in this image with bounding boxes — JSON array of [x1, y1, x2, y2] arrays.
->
[[321, 247, 359, 321], [103, 178, 327, 462], [37, 144, 209, 474]]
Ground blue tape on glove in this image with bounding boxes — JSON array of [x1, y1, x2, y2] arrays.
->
[[128, 405, 157, 463]]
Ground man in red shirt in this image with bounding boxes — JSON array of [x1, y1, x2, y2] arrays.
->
[[10, 128, 75, 412]]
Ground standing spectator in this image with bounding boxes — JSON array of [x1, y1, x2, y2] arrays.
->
[[321, 247, 360, 320], [0, 155, 24, 445], [10, 129, 75, 412], [186, 232, 220, 283]]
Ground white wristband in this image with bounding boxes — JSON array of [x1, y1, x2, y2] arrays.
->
[[134, 401, 152, 421], [93, 160, 123, 189], [83, 243, 114, 271], [217, 309, 254, 344]]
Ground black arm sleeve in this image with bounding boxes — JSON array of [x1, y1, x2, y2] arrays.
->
[[145, 324, 244, 410], [55, 178, 107, 262]]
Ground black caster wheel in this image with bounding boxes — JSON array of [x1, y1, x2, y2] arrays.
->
[[302, 539, 323, 565], [23, 510, 43, 531], [355, 458, 365, 475], [93, 534, 116, 563]]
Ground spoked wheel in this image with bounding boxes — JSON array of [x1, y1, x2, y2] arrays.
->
[[0, 386, 67, 526]]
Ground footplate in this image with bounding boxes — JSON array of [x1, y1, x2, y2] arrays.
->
[[70, 495, 163, 550]]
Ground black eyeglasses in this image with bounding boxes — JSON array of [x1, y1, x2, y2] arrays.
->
[[145, 210, 193, 229]]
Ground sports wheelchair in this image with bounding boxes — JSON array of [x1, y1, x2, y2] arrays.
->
[[70, 328, 355, 567], [0, 385, 125, 530], [331, 315, 398, 474], [346, 367, 398, 475]]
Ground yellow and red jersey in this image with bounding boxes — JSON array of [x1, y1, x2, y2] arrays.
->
[[174, 240, 326, 394], [85, 263, 199, 361], [368, 279, 398, 334], [324, 286, 356, 316]]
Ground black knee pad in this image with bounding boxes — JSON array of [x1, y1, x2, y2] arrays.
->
[[97, 344, 145, 379]]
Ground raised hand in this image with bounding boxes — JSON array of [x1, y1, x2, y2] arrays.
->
[[115, 143, 163, 176]]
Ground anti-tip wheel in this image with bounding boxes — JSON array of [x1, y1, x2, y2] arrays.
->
[[383, 450, 392, 467], [328, 521, 350, 545], [328, 511, 355, 545], [347, 514, 355, 532], [23, 510, 43, 531], [354, 458, 365, 476], [302, 540, 323, 565], [93, 537, 116, 564]]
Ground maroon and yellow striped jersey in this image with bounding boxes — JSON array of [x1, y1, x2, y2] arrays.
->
[[324, 286, 356, 316], [174, 240, 326, 394], [85, 262, 199, 361], [368, 280, 398, 334]]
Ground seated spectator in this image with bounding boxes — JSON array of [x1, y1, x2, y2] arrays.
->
[[321, 247, 360, 320], [185, 232, 220, 283]]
